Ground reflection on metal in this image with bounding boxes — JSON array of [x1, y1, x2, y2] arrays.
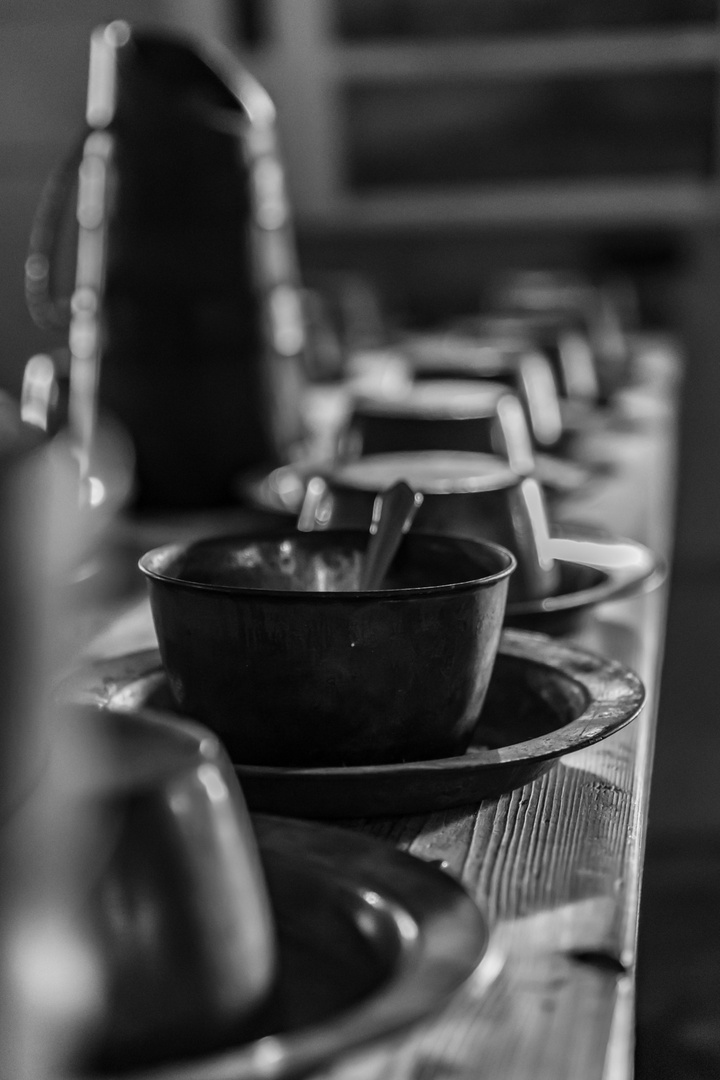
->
[[496, 392, 536, 476], [20, 355, 57, 433], [269, 284, 305, 356], [68, 130, 113, 509], [518, 476, 557, 574], [519, 351, 563, 448], [548, 536, 650, 570], [86, 21, 130, 129]]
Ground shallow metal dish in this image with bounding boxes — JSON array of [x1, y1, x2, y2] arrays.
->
[[84, 813, 498, 1080], [505, 532, 665, 636], [66, 629, 645, 819]]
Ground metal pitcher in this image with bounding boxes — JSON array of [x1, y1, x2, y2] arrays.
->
[[26, 21, 307, 510]]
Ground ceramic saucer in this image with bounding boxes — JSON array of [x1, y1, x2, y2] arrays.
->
[[65, 629, 645, 819]]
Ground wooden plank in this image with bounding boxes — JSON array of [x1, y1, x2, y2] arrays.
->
[[297, 180, 720, 230], [328, 28, 720, 81]]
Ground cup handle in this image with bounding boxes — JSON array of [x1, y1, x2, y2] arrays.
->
[[495, 393, 535, 476], [517, 351, 564, 449], [557, 329, 599, 402], [515, 477, 561, 597]]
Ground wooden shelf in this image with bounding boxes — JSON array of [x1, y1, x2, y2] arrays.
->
[[81, 335, 681, 1080], [323, 27, 720, 80], [301, 178, 720, 230], [240, 1, 720, 230]]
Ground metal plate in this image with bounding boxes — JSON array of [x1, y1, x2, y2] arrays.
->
[[67, 629, 645, 819], [505, 532, 665, 635], [85, 813, 497, 1080]]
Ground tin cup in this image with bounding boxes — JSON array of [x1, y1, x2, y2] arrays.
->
[[339, 379, 535, 478], [400, 333, 565, 451], [455, 311, 600, 408], [305, 450, 559, 603]]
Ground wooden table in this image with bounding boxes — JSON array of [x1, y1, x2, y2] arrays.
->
[[83, 333, 680, 1080]]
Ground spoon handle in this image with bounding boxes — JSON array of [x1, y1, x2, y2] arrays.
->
[[359, 480, 424, 591], [296, 475, 329, 532]]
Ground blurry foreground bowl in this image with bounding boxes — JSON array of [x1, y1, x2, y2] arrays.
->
[[69, 706, 277, 1072], [139, 530, 515, 767], [313, 451, 559, 602]]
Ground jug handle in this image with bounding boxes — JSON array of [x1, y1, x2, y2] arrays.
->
[[25, 126, 90, 331]]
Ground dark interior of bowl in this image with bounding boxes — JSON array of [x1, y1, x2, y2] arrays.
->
[[555, 560, 609, 598], [470, 653, 589, 748], [151, 531, 511, 592], [505, 562, 611, 634], [261, 856, 401, 1031], [509, 560, 609, 610]]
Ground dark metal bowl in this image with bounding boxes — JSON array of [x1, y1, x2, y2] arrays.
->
[[139, 530, 515, 768]]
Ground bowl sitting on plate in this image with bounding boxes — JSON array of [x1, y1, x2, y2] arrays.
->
[[139, 530, 515, 768]]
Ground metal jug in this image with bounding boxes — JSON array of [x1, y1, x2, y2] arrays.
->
[[26, 21, 307, 510]]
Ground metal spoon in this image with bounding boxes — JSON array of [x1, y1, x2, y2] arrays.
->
[[359, 480, 424, 591]]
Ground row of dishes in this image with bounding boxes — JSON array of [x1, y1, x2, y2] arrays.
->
[[240, 268, 663, 634], [61, 268, 659, 1077]]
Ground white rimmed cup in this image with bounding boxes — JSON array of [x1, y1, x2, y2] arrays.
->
[[399, 332, 565, 450], [304, 450, 559, 602], [339, 379, 536, 478]]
